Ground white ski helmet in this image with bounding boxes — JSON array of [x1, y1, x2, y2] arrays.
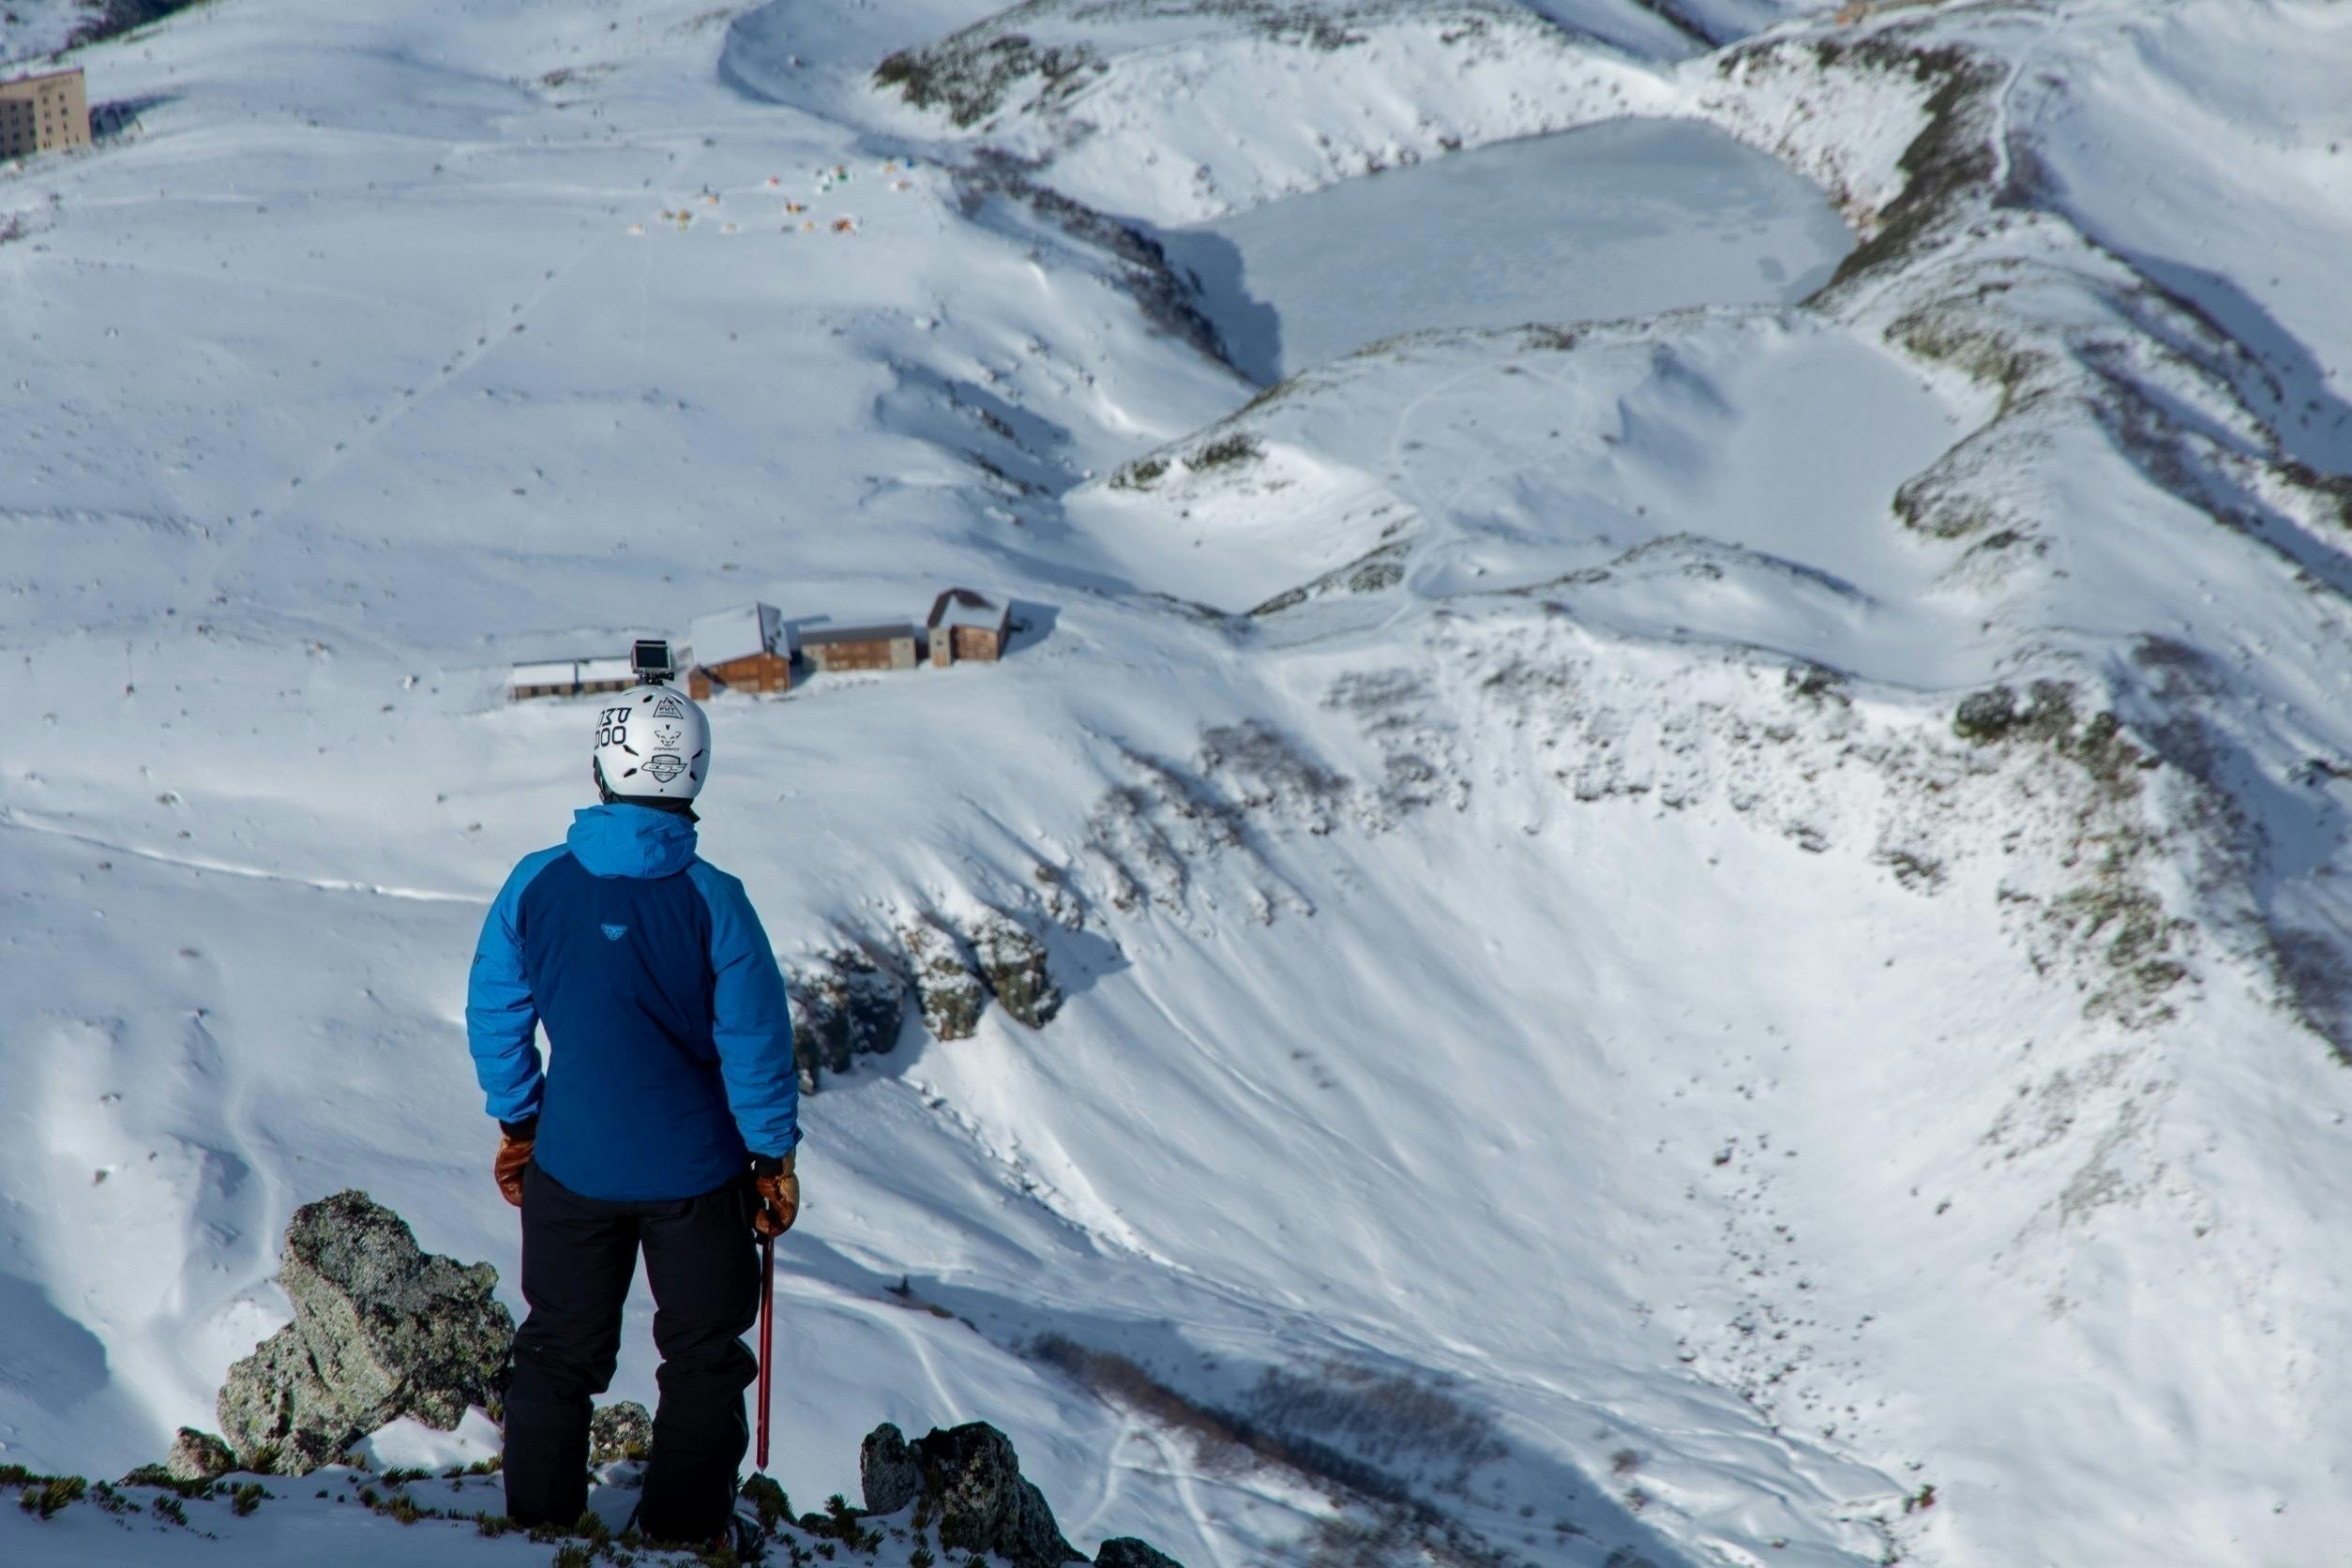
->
[[592, 685, 710, 803]]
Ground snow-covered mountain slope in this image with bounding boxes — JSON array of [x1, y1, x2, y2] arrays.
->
[[5, 0, 2351, 1565]]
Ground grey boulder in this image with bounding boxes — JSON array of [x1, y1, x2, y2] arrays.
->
[[1096, 1540, 1186, 1568], [164, 1426, 237, 1483], [859, 1421, 922, 1515], [216, 1189, 513, 1474]]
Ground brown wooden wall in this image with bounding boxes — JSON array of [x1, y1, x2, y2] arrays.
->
[[703, 651, 792, 693], [809, 637, 915, 672]]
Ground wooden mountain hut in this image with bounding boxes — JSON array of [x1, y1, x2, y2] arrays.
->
[[509, 655, 636, 701], [926, 588, 1013, 667], [686, 602, 792, 698], [801, 622, 918, 673]]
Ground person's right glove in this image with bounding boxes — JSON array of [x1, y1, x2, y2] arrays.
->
[[750, 1152, 799, 1237]]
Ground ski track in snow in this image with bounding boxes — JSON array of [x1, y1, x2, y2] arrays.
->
[[0, 808, 480, 903]]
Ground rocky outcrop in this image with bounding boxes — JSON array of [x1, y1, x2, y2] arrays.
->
[[788, 945, 912, 1084], [969, 914, 1063, 1029], [789, 911, 1064, 1077], [853, 1420, 1088, 1566], [216, 1190, 512, 1474], [589, 1400, 652, 1463]]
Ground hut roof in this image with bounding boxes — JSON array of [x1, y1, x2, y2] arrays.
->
[[690, 602, 783, 666], [800, 622, 918, 646], [927, 588, 1009, 631]]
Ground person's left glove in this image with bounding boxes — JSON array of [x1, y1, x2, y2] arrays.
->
[[494, 1118, 536, 1208], [750, 1152, 798, 1237]]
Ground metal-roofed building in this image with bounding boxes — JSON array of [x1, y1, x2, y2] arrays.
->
[[509, 655, 638, 701]]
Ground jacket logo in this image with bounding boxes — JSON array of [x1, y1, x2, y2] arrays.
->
[[600, 923, 628, 942]]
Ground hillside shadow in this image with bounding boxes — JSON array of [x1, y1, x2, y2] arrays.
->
[[1154, 226, 1284, 386], [2122, 249, 2352, 479]]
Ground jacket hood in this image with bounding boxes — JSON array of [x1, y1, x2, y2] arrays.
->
[[566, 803, 700, 880]]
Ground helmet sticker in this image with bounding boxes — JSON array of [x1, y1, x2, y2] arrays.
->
[[653, 723, 684, 749], [653, 695, 686, 719], [645, 753, 687, 784]]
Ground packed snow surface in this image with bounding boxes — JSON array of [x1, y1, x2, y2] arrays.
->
[[1164, 117, 1854, 383], [6, 1, 2352, 1566]]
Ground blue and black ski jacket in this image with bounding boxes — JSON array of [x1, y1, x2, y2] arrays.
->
[[465, 803, 799, 1201]]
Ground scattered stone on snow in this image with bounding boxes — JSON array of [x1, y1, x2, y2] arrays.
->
[[589, 1400, 654, 1462]]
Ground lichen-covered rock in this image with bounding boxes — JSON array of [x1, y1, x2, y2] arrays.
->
[[788, 946, 910, 1083], [216, 1190, 513, 1474], [163, 1426, 236, 1483], [969, 914, 1062, 1029], [901, 919, 989, 1041], [590, 1399, 653, 1462], [1096, 1539, 1185, 1568], [912, 1421, 1084, 1566], [859, 1421, 921, 1515]]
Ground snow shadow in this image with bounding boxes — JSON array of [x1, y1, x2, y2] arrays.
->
[[0, 1270, 112, 1416], [1003, 597, 1057, 656], [90, 94, 178, 141], [874, 360, 1083, 496]]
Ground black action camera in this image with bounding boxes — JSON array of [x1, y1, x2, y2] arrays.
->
[[632, 638, 676, 685]]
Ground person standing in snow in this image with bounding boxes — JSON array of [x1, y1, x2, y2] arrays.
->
[[464, 683, 798, 1548]]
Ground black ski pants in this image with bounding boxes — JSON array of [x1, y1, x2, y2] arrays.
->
[[504, 1162, 759, 1541]]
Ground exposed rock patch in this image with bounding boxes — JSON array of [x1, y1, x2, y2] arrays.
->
[[788, 944, 911, 1082], [902, 917, 991, 1042], [970, 913, 1063, 1028], [789, 909, 1069, 1082]]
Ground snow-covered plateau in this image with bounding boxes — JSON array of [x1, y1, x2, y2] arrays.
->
[[3, 0, 2350, 1564]]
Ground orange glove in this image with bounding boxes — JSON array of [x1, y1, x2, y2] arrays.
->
[[494, 1123, 535, 1208], [751, 1153, 798, 1237]]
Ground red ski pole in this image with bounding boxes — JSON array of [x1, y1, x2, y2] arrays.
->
[[756, 1232, 775, 1471]]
